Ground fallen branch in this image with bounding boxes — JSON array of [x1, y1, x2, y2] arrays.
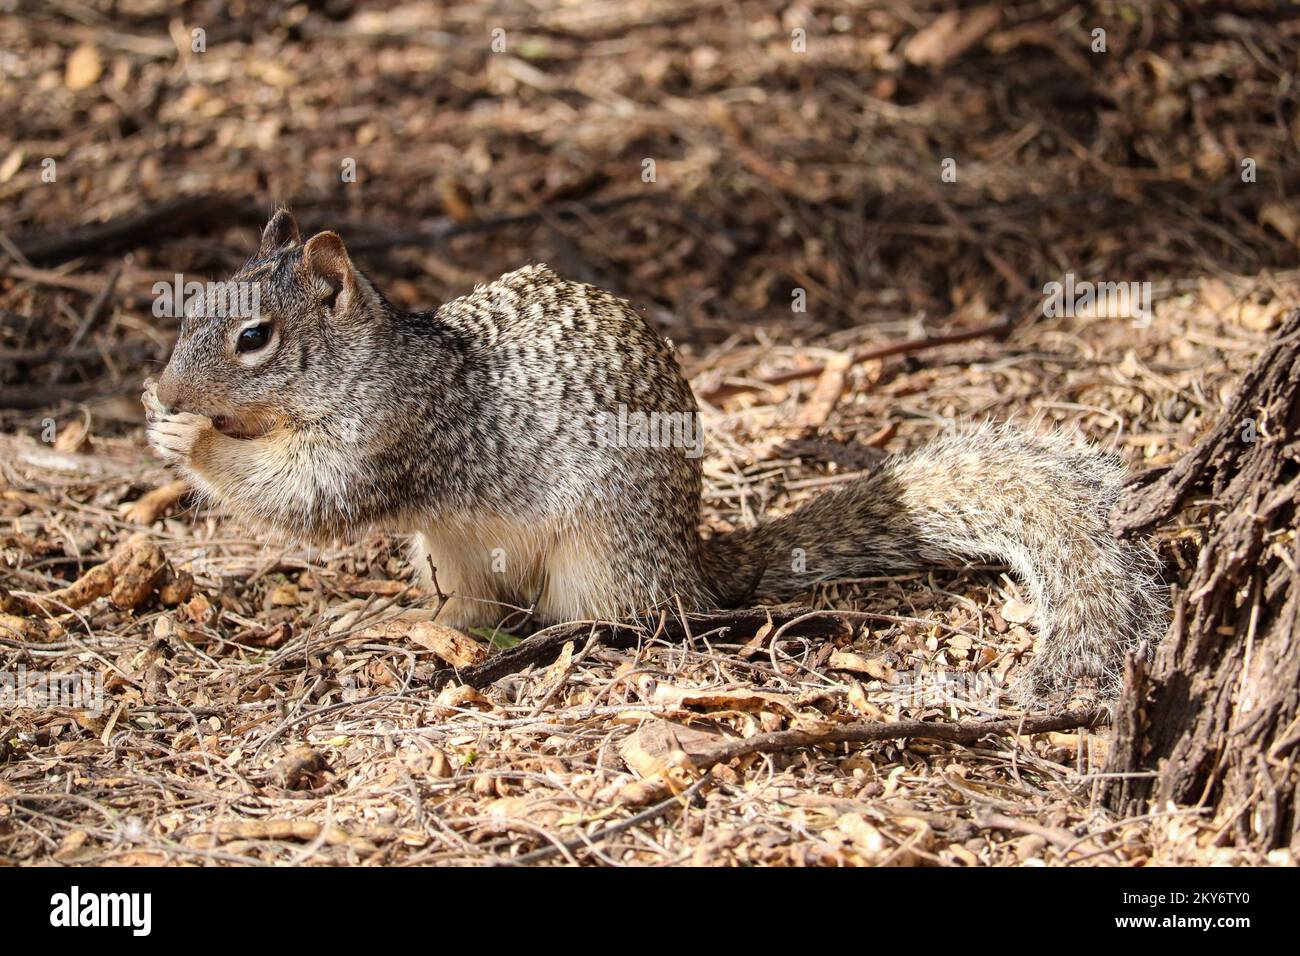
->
[[0, 340, 162, 365], [0, 263, 156, 307], [426, 608, 852, 691], [345, 193, 663, 253], [686, 708, 1106, 770], [0, 379, 140, 410], [12, 194, 268, 264], [698, 312, 1017, 401], [10, 192, 664, 269]]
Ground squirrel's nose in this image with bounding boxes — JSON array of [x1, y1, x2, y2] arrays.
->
[[156, 371, 185, 413]]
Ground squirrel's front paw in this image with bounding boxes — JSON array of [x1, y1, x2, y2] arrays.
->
[[142, 378, 214, 464], [146, 406, 214, 465]]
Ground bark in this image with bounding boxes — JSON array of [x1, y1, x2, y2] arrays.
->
[[1105, 309, 1300, 853]]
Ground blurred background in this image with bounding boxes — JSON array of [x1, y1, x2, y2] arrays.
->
[[2, 0, 1297, 426]]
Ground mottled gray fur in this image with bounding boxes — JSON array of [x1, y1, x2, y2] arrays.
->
[[147, 211, 1168, 703]]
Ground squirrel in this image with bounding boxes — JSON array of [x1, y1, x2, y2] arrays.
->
[[144, 210, 1167, 701]]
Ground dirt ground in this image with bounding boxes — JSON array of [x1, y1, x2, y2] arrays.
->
[[1, 2, 1298, 865]]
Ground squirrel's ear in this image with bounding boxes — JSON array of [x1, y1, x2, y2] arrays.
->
[[259, 209, 300, 257], [300, 231, 358, 316]]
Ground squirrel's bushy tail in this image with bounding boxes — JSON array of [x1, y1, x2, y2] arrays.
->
[[703, 421, 1168, 700]]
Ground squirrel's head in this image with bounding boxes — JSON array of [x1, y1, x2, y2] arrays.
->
[[155, 209, 387, 438]]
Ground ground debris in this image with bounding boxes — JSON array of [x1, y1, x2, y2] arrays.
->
[[1, 0, 1295, 867]]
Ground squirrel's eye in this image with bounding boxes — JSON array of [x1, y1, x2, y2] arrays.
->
[[237, 323, 272, 353]]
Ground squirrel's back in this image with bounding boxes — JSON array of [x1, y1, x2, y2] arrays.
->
[[428, 264, 697, 423]]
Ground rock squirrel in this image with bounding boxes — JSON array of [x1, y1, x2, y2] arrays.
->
[[144, 210, 1167, 701]]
